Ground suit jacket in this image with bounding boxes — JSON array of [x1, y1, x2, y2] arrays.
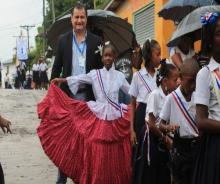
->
[[51, 31, 103, 101]]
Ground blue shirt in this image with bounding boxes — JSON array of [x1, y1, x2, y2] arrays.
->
[[71, 32, 87, 76], [71, 31, 87, 100]]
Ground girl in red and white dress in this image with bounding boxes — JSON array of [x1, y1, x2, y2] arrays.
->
[[37, 44, 131, 184]]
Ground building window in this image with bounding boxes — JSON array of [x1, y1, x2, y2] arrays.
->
[[133, 3, 155, 46]]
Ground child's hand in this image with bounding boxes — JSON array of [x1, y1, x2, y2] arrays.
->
[[168, 124, 179, 133], [52, 78, 67, 85], [164, 136, 173, 150], [0, 116, 12, 134]]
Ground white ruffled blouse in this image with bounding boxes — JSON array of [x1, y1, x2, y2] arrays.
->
[[67, 67, 130, 120]]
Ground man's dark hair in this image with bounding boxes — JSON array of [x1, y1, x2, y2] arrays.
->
[[71, 2, 88, 17]]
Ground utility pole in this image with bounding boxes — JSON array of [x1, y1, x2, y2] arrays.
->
[[51, 0, 56, 23], [43, 0, 46, 57], [20, 25, 35, 73], [20, 25, 35, 52], [13, 32, 27, 66], [93, 0, 96, 9]]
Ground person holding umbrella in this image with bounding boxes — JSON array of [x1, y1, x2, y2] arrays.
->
[[50, 2, 102, 184], [170, 34, 196, 69]]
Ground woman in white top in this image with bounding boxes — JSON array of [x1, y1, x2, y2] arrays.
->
[[37, 44, 131, 184], [135, 62, 178, 184], [192, 13, 220, 184], [32, 60, 40, 89], [129, 39, 161, 146], [39, 59, 48, 90]]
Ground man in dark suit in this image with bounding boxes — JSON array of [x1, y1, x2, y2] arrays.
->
[[50, 2, 102, 184]]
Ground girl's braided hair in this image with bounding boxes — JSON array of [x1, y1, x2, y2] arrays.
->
[[156, 60, 177, 87]]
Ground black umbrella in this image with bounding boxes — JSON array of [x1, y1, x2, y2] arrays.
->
[[47, 9, 136, 56], [158, 0, 219, 23]]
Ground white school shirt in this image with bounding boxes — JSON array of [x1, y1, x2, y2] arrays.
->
[[145, 86, 166, 124], [67, 66, 130, 120], [129, 68, 157, 104], [39, 63, 48, 72], [195, 57, 220, 120], [32, 64, 40, 71], [160, 87, 198, 138]]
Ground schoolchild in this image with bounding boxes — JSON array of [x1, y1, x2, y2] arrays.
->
[[160, 59, 200, 184]]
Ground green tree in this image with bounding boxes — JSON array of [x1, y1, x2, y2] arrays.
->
[[45, 0, 77, 29], [31, 0, 81, 65]]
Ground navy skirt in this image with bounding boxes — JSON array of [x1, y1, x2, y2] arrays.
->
[[134, 103, 146, 140], [192, 134, 220, 184], [33, 71, 40, 84], [133, 130, 170, 184], [40, 71, 48, 83]]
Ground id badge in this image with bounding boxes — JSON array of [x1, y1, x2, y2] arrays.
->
[[79, 56, 85, 68]]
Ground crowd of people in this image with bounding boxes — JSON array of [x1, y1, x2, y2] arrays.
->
[[32, 58, 49, 90], [0, 58, 49, 90], [35, 2, 220, 184]]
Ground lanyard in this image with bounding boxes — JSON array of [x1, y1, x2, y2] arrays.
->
[[73, 35, 86, 56]]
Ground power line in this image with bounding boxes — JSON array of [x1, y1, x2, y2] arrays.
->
[[20, 25, 35, 52]]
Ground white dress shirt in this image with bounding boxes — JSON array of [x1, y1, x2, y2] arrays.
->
[[67, 66, 130, 120], [129, 68, 157, 104], [32, 64, 40, 71], [195, 57, 220, 121], [145, 86, 166, 124], [160, 87, 198, 138]]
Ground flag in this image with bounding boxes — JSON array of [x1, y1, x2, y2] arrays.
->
[[16, 37, 28, 60]]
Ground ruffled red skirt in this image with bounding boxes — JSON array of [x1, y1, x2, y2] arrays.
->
[[37, 84, 131, 184]]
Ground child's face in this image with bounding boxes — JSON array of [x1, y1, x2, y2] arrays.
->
[[180, 74, 197, 95], [102, 47, 115, 70], [165, 69, 179, 92], [131, 46, 142, 69], [151, 45, 161, 68]]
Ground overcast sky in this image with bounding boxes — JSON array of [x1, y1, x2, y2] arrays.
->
[[0, 0, 43, 62]]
